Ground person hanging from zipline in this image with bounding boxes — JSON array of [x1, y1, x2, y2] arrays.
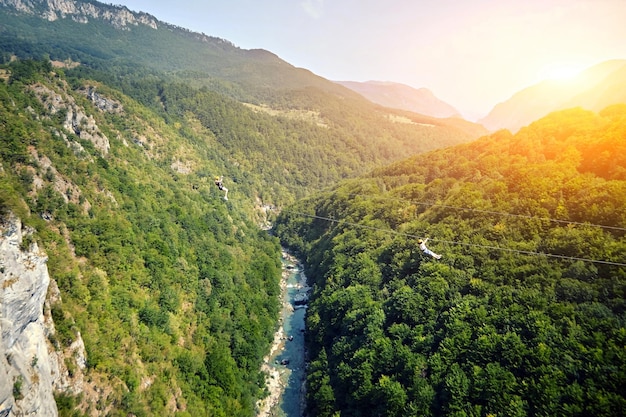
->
[[214, 176, 228, 200], [418, 238, 442, 259]]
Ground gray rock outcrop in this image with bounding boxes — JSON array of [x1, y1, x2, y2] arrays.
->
[[0, 215, 58, 417], [0, 0, 158, 29], [30, 83, 111, 155]]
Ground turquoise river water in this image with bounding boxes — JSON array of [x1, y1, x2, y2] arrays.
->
[[257, 250, 309, 417]]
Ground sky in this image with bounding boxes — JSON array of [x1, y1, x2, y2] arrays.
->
[[113, 0, 626, 120]]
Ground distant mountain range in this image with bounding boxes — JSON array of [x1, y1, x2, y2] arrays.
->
[[479, 59, 626, 132], [4, 0, 621, 136], [0, 0, 487, 171], [1, 1, 625, 416], [337, 60, 626, 133], [335, 80, 461, 119]]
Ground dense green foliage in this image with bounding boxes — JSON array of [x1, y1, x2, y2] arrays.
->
[[0, 3, 487, 414], [0, 59, 284, 416], [274, 106, 626, 416], [5, 3, 624, 417], [137, 81, 483, 204], [0, 1, 486, 206]]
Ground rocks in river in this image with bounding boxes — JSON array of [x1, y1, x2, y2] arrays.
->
[[293, 293, 308, 306], [258, 250, 307, 417]]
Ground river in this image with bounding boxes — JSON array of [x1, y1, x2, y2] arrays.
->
[[257, 250, 310, 417]]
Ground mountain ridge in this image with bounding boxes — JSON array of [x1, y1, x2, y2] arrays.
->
[[0, 0, 350, 97], [4, 0, 624, 135], [8, 1, 626, 416], [274, 104, 626, 417], [0, 4, 488, 414], [335, 80, 462, 119], [479, 59, 626, 132]]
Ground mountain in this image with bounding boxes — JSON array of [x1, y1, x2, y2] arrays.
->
[[0, 1, 623, 414], [0, 0, 340, 97], [0, 0, 487, 200], [0, 58, 290, 417], [0, 1, 488, 416], [479, 59, 626, 132], [274, 105, 626, 417], [336, 80, 461, 119]]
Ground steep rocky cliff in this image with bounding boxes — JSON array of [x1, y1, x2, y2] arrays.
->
[[0, 214, 86, 417], [0, 214, 56, 416], [0, 0, 158, 29]]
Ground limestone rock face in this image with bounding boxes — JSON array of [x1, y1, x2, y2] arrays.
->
[[0, 350, 14, 417], [0, 215, 58, 417], [83, 86, 124, 114], [0, 0, 159, 29], [30, 83, 111, 156]]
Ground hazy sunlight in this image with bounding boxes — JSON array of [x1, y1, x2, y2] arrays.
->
[[540, 64, 584, 81]]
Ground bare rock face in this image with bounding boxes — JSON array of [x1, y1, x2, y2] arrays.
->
[[30, 83, 111, 155], [0, 350, 14, 416], [83, 86, 124, 114], [0, 0, 159, 29], [0, 215, 58, 417]]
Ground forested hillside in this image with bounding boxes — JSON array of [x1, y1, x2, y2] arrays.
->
[[0, 1, 488, 415], [0, 59, 286, 416], [0, 0, 487, 195], [274, 106, 626, 416]]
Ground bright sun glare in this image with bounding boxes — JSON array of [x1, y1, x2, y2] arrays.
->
[[540, 64, 584, 81]]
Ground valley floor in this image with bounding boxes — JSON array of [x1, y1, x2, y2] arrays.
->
[[257, 251, 309, 417]]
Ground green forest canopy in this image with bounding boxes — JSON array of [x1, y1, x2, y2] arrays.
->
[[274, 105, 626, 417], [0, 58, 286, 417], [0, 2, 486, 195], [0, 36, 480, 414], [0, 2, 623, 416]]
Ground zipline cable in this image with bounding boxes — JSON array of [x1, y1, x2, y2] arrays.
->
[[348, 193, 626, 232], [290, 211, 626, 267]]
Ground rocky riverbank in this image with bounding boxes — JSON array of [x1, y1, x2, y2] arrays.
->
[[256, 250, 310, 417]]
